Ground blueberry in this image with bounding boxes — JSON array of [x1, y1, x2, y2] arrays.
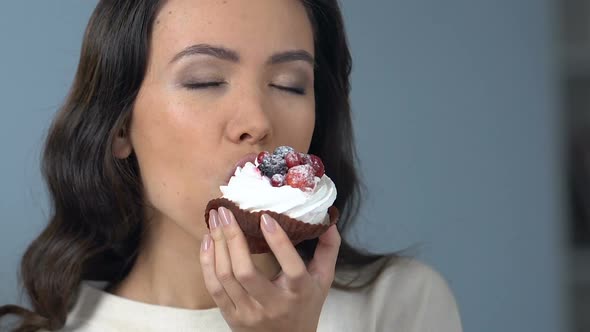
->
[[258, 154, 287, 177], [273, 146, 295, 159]]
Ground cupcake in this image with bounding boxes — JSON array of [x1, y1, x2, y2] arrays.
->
[[205, 146, 338, 254]]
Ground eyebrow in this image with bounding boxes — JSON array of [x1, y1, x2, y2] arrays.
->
[[268, 50, 315, 67], [170, 44, 239, 64], [169, 43, 315, 67]]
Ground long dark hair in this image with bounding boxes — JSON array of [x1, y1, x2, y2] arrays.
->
[[0, 1, 390, 331]]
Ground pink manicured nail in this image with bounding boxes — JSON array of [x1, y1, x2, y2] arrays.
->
[[219, 207, 232, 227], [201, 234, 211, 252], [261, 214, 276, 233], [210, 210, 220, 229]]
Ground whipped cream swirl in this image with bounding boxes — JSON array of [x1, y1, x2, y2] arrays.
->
[[220, 162, 337, 225]]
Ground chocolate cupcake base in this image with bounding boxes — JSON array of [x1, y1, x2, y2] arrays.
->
[[205, 198, 339, 254]]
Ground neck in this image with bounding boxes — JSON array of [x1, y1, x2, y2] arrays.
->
[[108, 215, 281, 309]]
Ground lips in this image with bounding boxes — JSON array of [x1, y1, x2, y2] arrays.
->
[[225, 153, 258, 184]]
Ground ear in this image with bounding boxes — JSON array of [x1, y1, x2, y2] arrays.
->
[[112, 126, 132, 159]]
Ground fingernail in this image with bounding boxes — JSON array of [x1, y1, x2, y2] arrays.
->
[[209, 210, 220, 229], [219, 207, 232, 227], [201, 234, 211, 252], [261, 214, 276, 233]]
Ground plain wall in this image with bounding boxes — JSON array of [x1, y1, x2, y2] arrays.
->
[[0, 1, 568, 332]]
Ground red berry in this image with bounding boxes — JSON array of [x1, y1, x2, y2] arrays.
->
[[257, 151, 270, 164], [299, 152, 310, 165], [307, 154, 325, 177], [286, 164, 315, 190], [285, 152, 302, 168], [271, 174, 285, 187]]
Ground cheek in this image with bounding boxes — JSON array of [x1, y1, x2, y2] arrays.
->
[[129, 91, 222, 227], [273, 99, 316, 152]]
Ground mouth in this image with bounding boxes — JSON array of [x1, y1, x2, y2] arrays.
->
[[224, 152, 258, 184]]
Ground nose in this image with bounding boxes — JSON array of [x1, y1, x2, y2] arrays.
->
[[225, 88, 272, 145]]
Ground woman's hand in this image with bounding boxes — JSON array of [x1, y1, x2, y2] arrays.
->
[[199, 207, 341, 332]]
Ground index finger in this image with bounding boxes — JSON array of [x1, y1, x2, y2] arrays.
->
[[216, 207, 277, 302], [307, 225, 341, 290], [260, 214, 309, 285]]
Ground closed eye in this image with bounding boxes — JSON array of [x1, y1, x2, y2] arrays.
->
[[270, 84, 305, 95], [183, 82, 225, 90]]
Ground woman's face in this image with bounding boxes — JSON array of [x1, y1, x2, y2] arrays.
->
[[121, 0, 316, 237]]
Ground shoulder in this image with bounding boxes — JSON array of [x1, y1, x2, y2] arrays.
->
[[320, 257, 463, 332], [371, 256, 458, 299], [369, 257, 463, 332], [333, 256, 457, 299], [37, 321, 105, 332]]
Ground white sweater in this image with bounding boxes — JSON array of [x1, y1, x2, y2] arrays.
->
[[49, 258, 462, 332]]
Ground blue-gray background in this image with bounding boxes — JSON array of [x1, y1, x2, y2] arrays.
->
[[0, 1, 569, 332]]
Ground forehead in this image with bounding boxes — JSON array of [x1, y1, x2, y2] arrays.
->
[[151, 0, 314, 62]]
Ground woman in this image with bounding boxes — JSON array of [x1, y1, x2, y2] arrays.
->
[[0, 0, 462, 331]]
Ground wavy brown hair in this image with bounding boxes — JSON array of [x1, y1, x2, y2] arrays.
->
[[0, 0, 391, 331]]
